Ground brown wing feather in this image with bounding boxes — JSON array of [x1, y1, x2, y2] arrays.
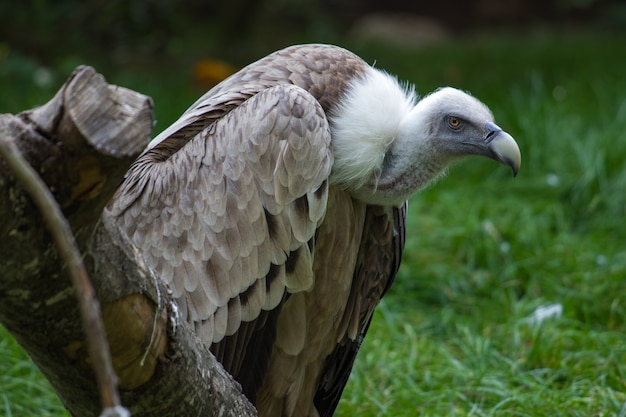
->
[[106, 83, 333, 391], [254, 188, 367, 417], [314, 203, 407, 417]]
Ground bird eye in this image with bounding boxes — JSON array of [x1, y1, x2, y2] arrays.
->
[[447, 116, 462, 130]]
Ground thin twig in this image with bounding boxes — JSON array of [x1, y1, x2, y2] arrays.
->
[[0, 137, 130, 417]]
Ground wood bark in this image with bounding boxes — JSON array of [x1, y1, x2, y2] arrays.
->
[[0, 66, 257, 416]]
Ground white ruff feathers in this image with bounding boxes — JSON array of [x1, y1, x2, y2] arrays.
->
[[329, 68, 416, 190]]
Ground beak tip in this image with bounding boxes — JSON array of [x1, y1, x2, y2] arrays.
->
[[487, 130, 521, 178], [509, 159, 520, 177]]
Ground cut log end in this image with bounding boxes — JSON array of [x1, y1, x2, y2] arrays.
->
[[101, 294, 169, 390], [63, 294, 168, 391]]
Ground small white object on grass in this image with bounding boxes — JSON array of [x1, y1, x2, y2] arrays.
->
[[525, 303, 563, 326]]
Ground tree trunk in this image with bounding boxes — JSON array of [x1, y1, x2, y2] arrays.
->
[[0, 66, 257, 417]]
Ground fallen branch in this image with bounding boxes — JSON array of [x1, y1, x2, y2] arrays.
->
[[0, 66, 257, 416], [0, 136, 128, 417]]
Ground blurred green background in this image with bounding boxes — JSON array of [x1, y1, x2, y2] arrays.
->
[[2, 1, 626, 416]]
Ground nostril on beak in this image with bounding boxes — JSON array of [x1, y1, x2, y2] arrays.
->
[[484, 121, 502, 143]]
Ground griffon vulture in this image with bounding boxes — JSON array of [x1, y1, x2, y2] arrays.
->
[[106, 44, 521, 417]]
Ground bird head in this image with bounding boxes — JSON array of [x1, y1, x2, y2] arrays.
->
[[346, 86, 521, 206], [415, 87, 520, 177], [329, 70, 521, 206]]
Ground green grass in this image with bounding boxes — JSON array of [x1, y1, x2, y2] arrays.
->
[[0, 327, 69, 417], [2, 32, 626, 416]]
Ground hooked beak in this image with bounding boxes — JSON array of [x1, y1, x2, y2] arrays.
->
[[484, 122, 521, 177]]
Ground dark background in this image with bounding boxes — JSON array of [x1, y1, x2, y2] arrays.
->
[[2, 0, 624, 69]]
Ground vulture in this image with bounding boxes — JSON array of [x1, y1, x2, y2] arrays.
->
[[106, 44, 520, 417]]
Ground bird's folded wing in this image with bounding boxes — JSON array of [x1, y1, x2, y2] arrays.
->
[[106, 84, 333, 358], [313, 203, 407, 416]]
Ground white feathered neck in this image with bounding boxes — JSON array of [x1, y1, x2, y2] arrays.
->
[[329, 67, 417, 192]]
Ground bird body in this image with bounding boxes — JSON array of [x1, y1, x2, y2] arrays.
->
[[106, 44, 520, 417]]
